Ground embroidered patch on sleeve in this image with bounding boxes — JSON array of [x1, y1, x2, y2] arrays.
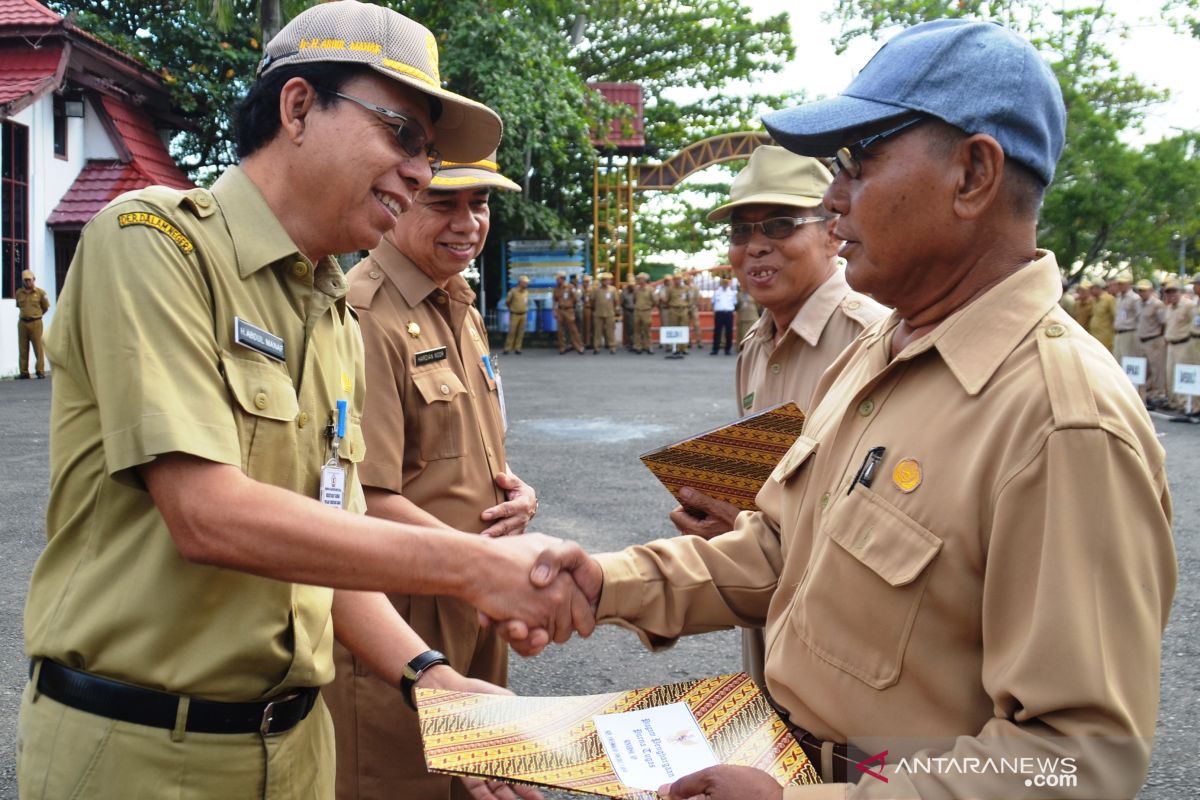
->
[[117, 212, 195, 254]]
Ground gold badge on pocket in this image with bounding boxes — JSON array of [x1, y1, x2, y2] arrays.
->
[[892, 458, 922, 493]]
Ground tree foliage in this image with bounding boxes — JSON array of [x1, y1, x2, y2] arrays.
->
[[825, 0, 1200, 279]]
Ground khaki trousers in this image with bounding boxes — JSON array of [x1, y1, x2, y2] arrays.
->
[[504, 312, 526, 353], [325, 594, 506, 800], [18, 317, 44, 376], [667, 307, 690, 351], [593, 314, 616, 352], [555, 308, 583, 352], [18, 681, 335, 800], [1138, 336, 1167, 400], [1167, 340, 1197, 410], [633, 310, 652, 351]]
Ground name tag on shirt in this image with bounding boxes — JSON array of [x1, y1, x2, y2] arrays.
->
[[319, 464, 345, 508], [414, 346, 448, 367], [234, 317, 285, 361]]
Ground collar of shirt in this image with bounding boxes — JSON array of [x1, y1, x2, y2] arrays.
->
[[211, 167, 343, 292], [863, 251, 1062, 396], [369, 236, 476, 310], [753, 269, 853, 348]]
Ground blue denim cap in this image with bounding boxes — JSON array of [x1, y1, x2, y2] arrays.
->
[[762, 19, 1066, 185]]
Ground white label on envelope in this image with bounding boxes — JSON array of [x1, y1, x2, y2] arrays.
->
[[593, 702, 718, 791]]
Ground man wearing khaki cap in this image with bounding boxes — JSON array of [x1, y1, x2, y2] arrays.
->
[[591, 271, 620, 353], [504, 274, 531, 354], [632, 271, 656, 353], [14, 269, 49, 379], [17, 4, 590, 799], [1162, 276, 1195, 412], [1134, 278, 1168, 407], [552, 272, 584, 353], [334, 152, 539, 800], [1088, 276, 1116, 351], [1070, 278, 1093, 330], [667, 145, 886, 689]]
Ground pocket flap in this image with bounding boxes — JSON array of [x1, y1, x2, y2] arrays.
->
[[413, 369, 467, 404], [826, 489, 941, 587], [771, 435, 819, 482], [222, 353, 299, 421]]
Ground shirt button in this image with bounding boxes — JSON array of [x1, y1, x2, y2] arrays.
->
[[846, 300, 861, 311], [436, 295, 447, 304], [1046, 323, 1066, 338], [440, 384, 450, 396], [298, 411, 309, 428], [194, 194, 212, 209], [770, 363, 782, 375], [820, 492, 830, 509], [254, 392, 269, 409], [857, 398, 875, 416], [291, 261, 309, 278], [369, 271, 381, 280]]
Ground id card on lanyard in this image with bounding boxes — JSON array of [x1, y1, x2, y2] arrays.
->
[[481, 354, 507, 432], [320, 399, 347, 508]]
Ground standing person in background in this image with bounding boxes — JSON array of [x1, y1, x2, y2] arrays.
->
[[1089, 277, 1117, 352], [1112, 271, 1141, 364], [664, 274, 692, 353], [632, 272, 656, 354], [591, 272, 619, 354], [503, 274, 530, 354], [336, 149, 539, 800], [710, 276, 737, 355], [14, 269, 49, 379], [669, 145, 886, 691], [685, 273, 704, 350], [735, 283, 760, 344], [621, 280, 636, 351], [1070, 279, 1093, 331], [1135, 278, 1167, 409], [1163, 275, 1195, 412], [553, 272, 584, 354], [580, 273, 594, 351]]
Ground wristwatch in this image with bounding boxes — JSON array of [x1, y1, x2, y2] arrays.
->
[[400, 649, 449, 710]]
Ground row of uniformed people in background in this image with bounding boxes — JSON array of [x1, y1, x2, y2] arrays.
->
[[1063, 271, 1200, 412], [502, 271, 762, 355]]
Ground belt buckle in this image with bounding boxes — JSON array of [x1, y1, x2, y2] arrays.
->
[[259, 692, 298, 736]]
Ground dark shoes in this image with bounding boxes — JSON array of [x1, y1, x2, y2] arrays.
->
[[36, 373, 45, 379], [17, 374, 30, 380]]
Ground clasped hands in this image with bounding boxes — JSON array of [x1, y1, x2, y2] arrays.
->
[[468, 533, 602, 656]]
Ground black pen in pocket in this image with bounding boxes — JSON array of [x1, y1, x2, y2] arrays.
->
[[848, 446, 887, 495]]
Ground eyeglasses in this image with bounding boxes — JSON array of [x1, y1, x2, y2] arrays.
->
[[723, 215, 830, 245], [833, 116, 926, 179], [325, 89, 442, 174]]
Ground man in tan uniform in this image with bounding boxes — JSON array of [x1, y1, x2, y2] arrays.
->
[[664, 273, 692, 352], [670, 145, 887, 689], [525, 20, 1176, 800], [1162, 276, 1196, 411], [1070, 278, 1093, 330], [581, 273, 595, 350], [1134, 278, 1167, 407], [1112, 270, 1141, 363], [621, 280, 636, 350], [591, 271, 619, 353], [632, 272, 656, 353], [1088, 277, 1116, 351], [504, 274, 530, 354], [18, 6, 588, 800], [685, 273, 704, 347], [14, 269, 49, 379], [334, 154, 538, 800], [553, 272, 584, 353]]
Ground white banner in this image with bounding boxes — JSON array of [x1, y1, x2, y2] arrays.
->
[[1122, 356, 1147, 386], [660, 326, 690, 345], [1174, 363, 1200, 396]]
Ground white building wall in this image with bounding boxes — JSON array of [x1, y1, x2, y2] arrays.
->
[[2, 96, 87, 378]]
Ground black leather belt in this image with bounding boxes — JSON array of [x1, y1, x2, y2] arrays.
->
[[1168, 337, 1191, 345], [1139, 333, 1164, 343], [1116, 328, 1135, 333], [766, 694, 866, 783], [33, 659, 318, 736], [1192, 333, 1200, 339], [19, 316, 41, 323]]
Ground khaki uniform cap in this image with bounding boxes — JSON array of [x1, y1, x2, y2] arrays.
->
[[1077, 279, 1093, 289], [707, 145, 833, 222], [431, 149, 521, 192], [21, 269, 34, 280], [1092, 277, 1108, 288], [1161, 276, 1179, 290], [1115, 271, 1134, 283], [1134, 279, 1154, 291], [258, 0, 501, 162]]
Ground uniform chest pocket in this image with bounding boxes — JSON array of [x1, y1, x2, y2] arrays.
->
[[411, 368, 468, 461], [791, 485, 941, 689], [221, 353, 301, 484]]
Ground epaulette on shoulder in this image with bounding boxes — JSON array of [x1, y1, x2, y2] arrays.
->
[[840, 292, 884, 328], [108, 185, 213, 256], [1035, 312, 1101, 429], [346, 263, 385, 310]]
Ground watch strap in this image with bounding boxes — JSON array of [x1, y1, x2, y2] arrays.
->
[[400, 649, 449, 710]]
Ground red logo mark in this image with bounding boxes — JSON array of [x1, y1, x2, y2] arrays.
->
[[856, 750, 889, 783]]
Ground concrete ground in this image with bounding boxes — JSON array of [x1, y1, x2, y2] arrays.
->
[[0, 346, 1195, 799]]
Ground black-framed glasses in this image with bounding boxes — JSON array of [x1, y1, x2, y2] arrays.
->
[[833, 116, 926, 179], [325, 89, 442, 173], [723, 215, 831, 245]]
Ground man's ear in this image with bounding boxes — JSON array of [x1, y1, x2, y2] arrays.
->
[[279, 78, 320, 146], [952, 134, 1005, 220]]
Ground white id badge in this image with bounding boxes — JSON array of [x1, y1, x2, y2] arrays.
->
[[495, 374, 508, 432], [320, 464, 346, 508]]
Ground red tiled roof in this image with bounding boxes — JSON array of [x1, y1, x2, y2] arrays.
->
[[0, 0, 60, 26], [99, 95, 191, 188], [47, 161, 148, 226], [0, 44, 63, 105], [589, 82, 645, 151]]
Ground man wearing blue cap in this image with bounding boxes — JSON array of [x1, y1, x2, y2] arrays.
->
[[525, 19, 1176, 800]]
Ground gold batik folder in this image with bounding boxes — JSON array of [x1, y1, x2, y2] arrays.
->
[[417, 672, 819, 798], [639, 402, 806, 512]]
